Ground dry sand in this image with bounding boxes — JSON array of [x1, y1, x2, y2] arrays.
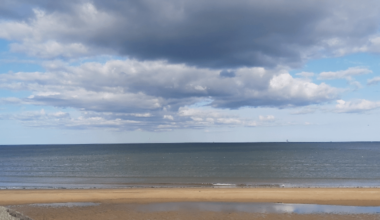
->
[[1, 188, 380, 206], [2, 188, 380, 220]]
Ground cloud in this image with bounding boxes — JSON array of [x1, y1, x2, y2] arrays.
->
[[131, 113, 151, 118], [4, 109, 143, 130], [318, 67, 372, 80], [0, 107, 259, 131], [220, 70, 235, 78], [296, 72, 314, 78], [0, 59, 339, 111], [0, 59, 340, 130], [1, 1, 380, 67], [350, 35, 380, 54], [335, 99, 380, 113], [178, 107, 257, 127], [367, 76, 380, 85], [0, 97, 24, 104], [290, 107, 317, 115], [259, 115, 275, 121], [10, 40, 91, 59], [318, 67, 372, 89], [0, 5, 114, 59], [163, 115, 174, 120]]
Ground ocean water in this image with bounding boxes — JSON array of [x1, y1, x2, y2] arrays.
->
[[1, 142, 380, 189]]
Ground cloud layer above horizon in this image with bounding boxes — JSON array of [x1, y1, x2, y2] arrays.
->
[[0, 0, 380, 140], [3, 0, 380, 67]]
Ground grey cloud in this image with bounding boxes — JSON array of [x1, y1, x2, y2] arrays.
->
[[0, 0, 81, 19], [220, 70, 235, 78], [0, 59, 340, 131], [1, 0, 380, 68], [0, 107, 257, 131], [0, 60, 339, 112], [0, 0, 36, 19], [8, 110, 145, 130]]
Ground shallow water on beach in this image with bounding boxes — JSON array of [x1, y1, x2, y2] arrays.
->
[[1, 142, 380, 189], [135, 202, 380, 214], [13, 202, 380, 214]]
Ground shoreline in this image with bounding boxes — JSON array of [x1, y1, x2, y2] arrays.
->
[[2, 188, 380, 206]]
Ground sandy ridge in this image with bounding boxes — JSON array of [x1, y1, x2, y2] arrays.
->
[[0, 207, 17, 220], [0, 206, 32, 220]]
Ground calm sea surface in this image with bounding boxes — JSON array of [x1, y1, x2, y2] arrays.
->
[[1, 142, 380, 189]]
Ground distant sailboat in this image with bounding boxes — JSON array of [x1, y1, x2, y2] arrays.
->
[[286, 139, 289, 142]]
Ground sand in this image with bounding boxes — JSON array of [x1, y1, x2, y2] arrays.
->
[[0, 206, 32, 220], [0, 206, 17, 220], [2, 188, 380, 220], [8, 203, 380, 220], [1, 188, 380, 206]]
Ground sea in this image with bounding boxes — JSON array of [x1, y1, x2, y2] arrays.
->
[[1, 142, 380, 189]]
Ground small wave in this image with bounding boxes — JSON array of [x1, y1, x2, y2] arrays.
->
[[212, 183, 238, 188], [213, 183, 236, 186]]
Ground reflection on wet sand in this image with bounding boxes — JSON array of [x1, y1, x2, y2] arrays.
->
[[133, 202, 380, 214], [9, 202, 380, 220]]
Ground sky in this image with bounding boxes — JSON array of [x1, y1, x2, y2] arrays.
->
[[1, 0, 380, 144]]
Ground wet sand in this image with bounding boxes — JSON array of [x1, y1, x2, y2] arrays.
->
[[2, 188, 380, 220], [8, 203, 380, 220], [1, 188, 380, 206]]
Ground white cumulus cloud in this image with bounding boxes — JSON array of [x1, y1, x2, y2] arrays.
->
[[318, 67, 372, 80], [367, 76, 380, 85], [335, 99, 380, 113]]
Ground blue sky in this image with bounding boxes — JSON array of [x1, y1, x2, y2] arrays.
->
[[0, 0, 380, 144]]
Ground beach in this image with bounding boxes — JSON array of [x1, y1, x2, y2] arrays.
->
[[2, 188, 380, 206], [2, 188, 380, 220]]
